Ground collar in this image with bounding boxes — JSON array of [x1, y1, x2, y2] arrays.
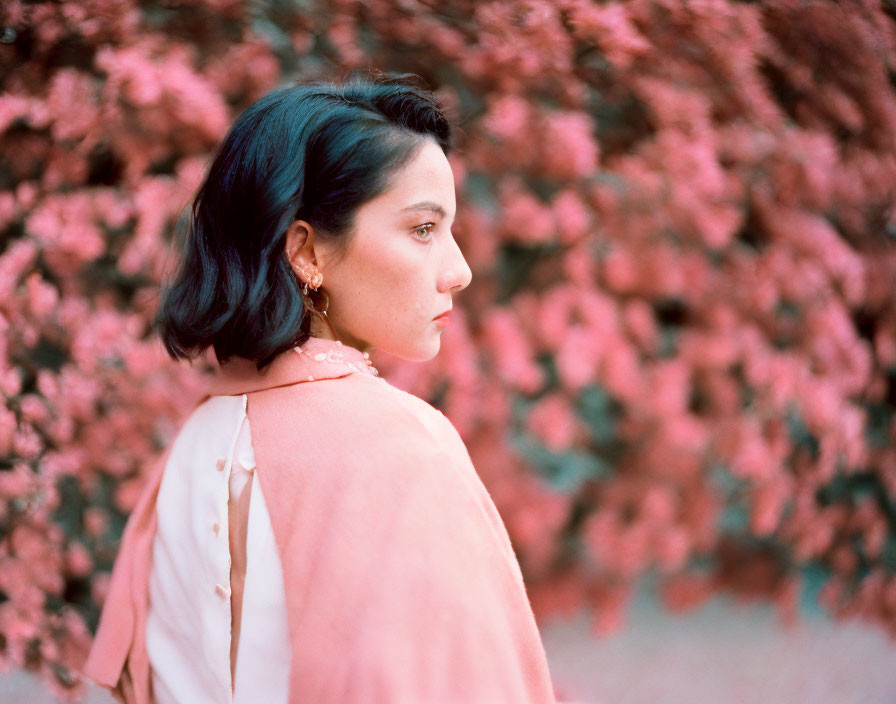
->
[[206, 336, 380, 397]]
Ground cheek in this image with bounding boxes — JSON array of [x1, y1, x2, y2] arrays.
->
[[380, 261, 431, 321], [342, 243, 430, 318]]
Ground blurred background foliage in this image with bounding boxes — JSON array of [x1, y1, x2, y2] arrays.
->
[[1, 0, 896, 699]]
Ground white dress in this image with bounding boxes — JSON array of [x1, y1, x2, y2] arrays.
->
[[145, 393, 291, 704]]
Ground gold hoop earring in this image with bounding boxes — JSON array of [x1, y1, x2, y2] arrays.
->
[[300, 284, 337, 339]]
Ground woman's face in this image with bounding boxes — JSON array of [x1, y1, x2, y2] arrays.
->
[[286, 138, 473, 361]]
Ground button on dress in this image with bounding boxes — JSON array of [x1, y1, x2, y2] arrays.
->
[[145, 393, 290, 704]]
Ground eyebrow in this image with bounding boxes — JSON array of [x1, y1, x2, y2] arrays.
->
[[399, 201, 453, 219]]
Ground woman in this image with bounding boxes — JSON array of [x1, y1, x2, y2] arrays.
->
[[82, 71, 557, 703]]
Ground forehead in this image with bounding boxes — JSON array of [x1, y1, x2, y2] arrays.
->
[[370, 140, 456, 217]]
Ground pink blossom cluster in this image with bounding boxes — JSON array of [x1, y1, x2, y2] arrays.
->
[[1, 0, 896, 698]]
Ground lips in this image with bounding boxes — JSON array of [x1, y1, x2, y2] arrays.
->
[[434, 309, 452, 320]]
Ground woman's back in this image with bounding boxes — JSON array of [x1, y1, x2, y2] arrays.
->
[[145, 392, 290, 703]]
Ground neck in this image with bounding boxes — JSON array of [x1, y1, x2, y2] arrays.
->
[[309, 315, 373, 356]]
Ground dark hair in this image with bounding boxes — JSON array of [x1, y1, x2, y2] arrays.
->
[[154, 70, 453, 370]]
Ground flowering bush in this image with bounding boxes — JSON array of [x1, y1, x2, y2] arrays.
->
[[1, 0, 895, 698]]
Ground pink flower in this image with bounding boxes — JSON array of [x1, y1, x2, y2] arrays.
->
[[646, 360, 691, 416], [639, 485, 677, 525], [19, 394, 48, 424], [0, 406, 16, 455], [46, 69, 99, 142], [797, 378, 841, 434], [659, 573, 714, 612], [481, 306, 544, 393], [25, 273, 59, 319], [92, 188, 133, 230], [56, 366, 99, 422], [655, 526, 691, 571], [552, 189, 591, 244], [525, 393, 580, 451], [622, 300, 658, 350], [0, 93, 32, 134], [24, 194, 104, 275], [602, 247, 639, 293], [0, 239, 38, 300], [632, 79, 712, 133], [582, 510, 618, 570], [598, 338, 643, 402], [36, 370, 60, 402], [65, 542, 93, 578], [589, 583, 631, 637], [83, 508, 109, 539], [555, 324, 602, 390], [536, 285, 576, 349], [497, 182, 555, 244], [750, 479, 790, 536], [0, 463, 33, 499], [481, 93, 531, 143], [614, 521, 652, 577], [47, 416, 75, 445], [713, 417, 779, 482], [12, 422, 43, 460], [540, 111, 600, 181], [567, 2, 650, 69], [562, 243, 595, 287]]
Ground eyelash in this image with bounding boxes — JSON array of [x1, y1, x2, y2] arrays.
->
[[413, 222, 436, 241]]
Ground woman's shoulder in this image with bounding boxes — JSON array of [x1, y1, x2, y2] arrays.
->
[[243, 373, 483, 525], [254, 372, 467, 469], [306, 371, 453, 428]]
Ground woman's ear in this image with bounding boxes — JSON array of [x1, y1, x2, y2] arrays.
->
[[284, 220, 318, 273]]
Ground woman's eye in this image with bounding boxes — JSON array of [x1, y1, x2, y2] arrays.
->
[[413, 223, 435, 240]]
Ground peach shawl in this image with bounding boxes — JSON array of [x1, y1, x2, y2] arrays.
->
[[82, 337, 557, 703]]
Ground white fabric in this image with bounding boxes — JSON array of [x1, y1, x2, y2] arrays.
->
[[146, 394, 290, 704]]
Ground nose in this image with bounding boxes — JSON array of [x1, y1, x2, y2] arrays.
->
[[438, 233, 473, 294]]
